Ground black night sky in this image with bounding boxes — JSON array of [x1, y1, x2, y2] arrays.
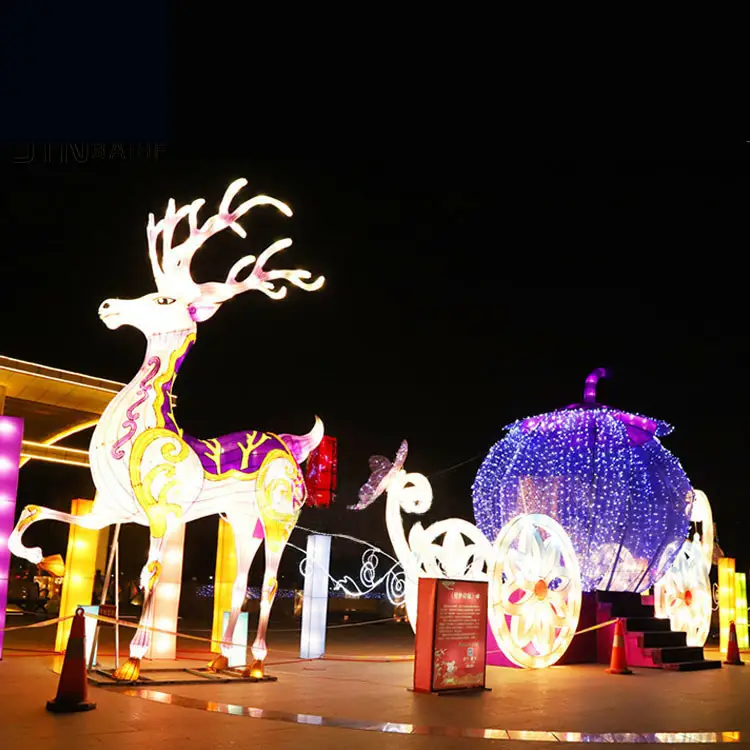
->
[[4, 154, 750, 584]]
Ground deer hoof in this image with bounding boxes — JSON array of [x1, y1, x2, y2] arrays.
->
[[39, 554, 65, 577], [113, 658, 141, 682], [207, 654, 229, 672], [244, 660, 265, 679]]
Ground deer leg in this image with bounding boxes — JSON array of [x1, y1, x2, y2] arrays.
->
[[113, 522, 181, 681], [247, 450, 305, 677], [248, 536, 290, 677], [8, 501, 117, 574], [208, 524, 262, 671]]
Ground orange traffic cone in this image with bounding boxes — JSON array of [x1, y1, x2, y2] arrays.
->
[[606, 618, 633, 675], [724, 621, 745, 666], [46, 607, 96, 713]]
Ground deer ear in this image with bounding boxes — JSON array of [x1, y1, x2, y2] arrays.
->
[[190, 282, 233, 322], [188, 302, 221, 322]]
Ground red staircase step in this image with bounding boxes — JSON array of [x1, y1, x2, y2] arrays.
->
[[626, 616, 671, 631], [596, 591, 722, 672], [660, 660, 723, 672], [651, 646, 705, 664], [639, 630, 687, 649]]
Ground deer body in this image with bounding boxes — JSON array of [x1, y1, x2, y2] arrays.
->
[[8, 179, 325, 680]]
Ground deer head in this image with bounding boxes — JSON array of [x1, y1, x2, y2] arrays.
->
[[98, 178, 324, 337]]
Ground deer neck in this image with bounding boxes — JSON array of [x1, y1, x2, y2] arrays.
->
[[102, 328, 196, 458], [140, 327, 196, 433]]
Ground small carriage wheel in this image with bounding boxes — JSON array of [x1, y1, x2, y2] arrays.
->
[[655, 537, 712, 648], [488, 513, 582, 669], [690, 490, 714, 570]]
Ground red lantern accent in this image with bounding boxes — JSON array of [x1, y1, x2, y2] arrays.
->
[[304, 436, 337, 508]]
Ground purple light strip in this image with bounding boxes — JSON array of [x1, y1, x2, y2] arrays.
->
[[583, 368, 609, 405], [0, 416, 24, 660], [612, 410, 660, 435]]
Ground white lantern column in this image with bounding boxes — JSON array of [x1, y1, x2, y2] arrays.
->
[[147, 524, 186, 660], [300, 534, 331, 659]]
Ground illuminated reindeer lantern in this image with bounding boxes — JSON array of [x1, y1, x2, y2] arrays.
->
[[8, 179, 325, 681]]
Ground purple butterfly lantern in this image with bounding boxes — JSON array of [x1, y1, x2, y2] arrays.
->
[[472, 369, 694, 593], [349, 440, 409, 510]]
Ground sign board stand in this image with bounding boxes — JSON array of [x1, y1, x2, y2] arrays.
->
[[413, 578, 490, 695], [81, 605, 101, 667]]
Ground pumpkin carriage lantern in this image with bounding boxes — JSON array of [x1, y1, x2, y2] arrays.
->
[[471, 368, 697, 667]]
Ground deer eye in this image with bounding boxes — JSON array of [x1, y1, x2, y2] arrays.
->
[[155, 297, 176, 305]]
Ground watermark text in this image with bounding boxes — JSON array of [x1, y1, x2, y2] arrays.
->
[[12, 142, 167, 164]]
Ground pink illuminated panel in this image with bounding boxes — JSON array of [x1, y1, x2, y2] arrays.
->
[[0, 416, 24, 659]]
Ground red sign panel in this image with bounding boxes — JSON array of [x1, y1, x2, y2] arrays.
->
[[413, 578, 488, 693]]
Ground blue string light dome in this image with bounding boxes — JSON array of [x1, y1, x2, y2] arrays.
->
[[472, 369, 694, 593]]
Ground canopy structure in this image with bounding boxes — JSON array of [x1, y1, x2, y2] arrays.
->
[[0, 355, 174, 468]]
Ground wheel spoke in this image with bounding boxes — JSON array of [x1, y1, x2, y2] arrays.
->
[[510, 607, 537, 646]]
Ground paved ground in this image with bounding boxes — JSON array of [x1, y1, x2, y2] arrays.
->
[[1, 615, 749, 748]]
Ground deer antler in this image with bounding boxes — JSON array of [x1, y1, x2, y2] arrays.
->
[[196, 238, 325, 303], [146, 178, 323, 303]]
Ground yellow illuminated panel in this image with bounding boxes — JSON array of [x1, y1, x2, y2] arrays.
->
[[211, 518, 237, 653], [146, 524, 185, 660], [54, 499, 109, 653], [718, 557, 736, 658], [735, 572, 748, 651]]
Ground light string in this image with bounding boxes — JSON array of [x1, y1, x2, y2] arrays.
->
[[291, 530, 406, 605]]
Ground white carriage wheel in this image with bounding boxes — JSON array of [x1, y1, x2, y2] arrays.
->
[[656, 537, 711, 648], [690, 490, 714, 569], [488, 513, 582, 669]]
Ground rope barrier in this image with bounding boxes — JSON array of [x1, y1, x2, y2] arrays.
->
[[574, 618, 618, 636], [86, 613, 398, 641], [2, 612, 620, 664], [272, 616, 396, 633], [85, 613, 241, 648], [1, 613, 409, 662], [0, 615, 73, 633], [484, 617, 619, 656], [1, 611, 400, 648], [322, 653, 414, 662], [2, 613, 238, 648]]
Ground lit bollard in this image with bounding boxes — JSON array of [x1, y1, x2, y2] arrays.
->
[[55, 499, 107, 655], [211, 518, 237, 655], [735, 572, 748, 650], [222, 611, 248, 667], [147, 523, 186, 660], [718, 557, 736, 658], [300, 534, 331, 659]]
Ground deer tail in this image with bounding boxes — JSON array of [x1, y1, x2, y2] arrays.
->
[[280, 416, 324, 464]]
